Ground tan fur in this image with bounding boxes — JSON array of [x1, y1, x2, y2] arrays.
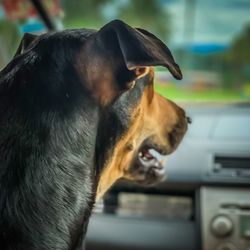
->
[[96, 68, 185, 200]]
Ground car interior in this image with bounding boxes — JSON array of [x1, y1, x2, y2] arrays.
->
[[0, 1, 249, 250], [87, 103, 250, 250]]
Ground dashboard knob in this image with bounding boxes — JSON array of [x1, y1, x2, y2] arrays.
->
[[211, 215, 233, 237]]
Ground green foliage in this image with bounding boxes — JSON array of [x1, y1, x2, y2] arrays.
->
[[228, 23, 250, 65], [223, 23, 250, 87], [115, 0, 171, 40], [62, 0, 171, 40], [0, 20, 19, 67], [62, 0, 111, 28], [155, 83, 244, 101]]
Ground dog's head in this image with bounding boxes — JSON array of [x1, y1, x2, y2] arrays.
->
[[95, 69, 189, 200], [78, 20, 189, 199], [15, 20, 189, 200]]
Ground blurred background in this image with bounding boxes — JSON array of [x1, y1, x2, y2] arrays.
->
[[0, 1, 249, 250], [0, 0, 250, 102]]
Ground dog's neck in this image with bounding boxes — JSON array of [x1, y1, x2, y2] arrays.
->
[[0, 53, 103, 249]]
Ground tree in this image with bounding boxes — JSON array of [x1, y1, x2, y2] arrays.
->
[[228, 23, 250, 66], [115, 0, 171, 40], [225, 23, 250, 87], [62, 0, 112, 28], [0, 20, 19, 68], [62, 0, 171, 40]]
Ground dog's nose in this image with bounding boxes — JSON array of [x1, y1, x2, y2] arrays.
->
[[178, 108, 192, 125], [186, 116, 192, 124], [178, 107, 191, 125]]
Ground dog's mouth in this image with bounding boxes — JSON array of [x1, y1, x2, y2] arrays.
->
[[129, 143, 167, 185], [138, 144, 167, 161]]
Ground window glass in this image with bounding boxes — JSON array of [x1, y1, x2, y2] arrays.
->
[[0, 0, 249, 102]]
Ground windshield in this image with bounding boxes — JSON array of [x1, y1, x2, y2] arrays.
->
[[0, 0, 249, 103]]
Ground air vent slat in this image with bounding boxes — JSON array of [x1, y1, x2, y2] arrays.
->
[[215, 156, 250, 169]]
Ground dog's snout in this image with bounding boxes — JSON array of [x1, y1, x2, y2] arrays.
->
[[166, 108, 189, 152]]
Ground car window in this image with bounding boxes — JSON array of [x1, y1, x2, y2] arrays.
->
[[1, 0, 249, 103]]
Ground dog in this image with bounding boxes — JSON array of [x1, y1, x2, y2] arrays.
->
[[0, 20, 189, 250]]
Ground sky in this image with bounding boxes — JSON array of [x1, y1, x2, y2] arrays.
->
[[163, 0, 250, 45]]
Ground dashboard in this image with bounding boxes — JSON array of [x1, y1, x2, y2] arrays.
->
[[86, 103, 250, 250]]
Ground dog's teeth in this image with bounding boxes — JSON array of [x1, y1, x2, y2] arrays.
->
[[139, 152, 143, 157]]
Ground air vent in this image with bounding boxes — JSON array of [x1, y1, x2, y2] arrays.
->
[[211, 156, 250, 179], [214, 156, 250, 169]]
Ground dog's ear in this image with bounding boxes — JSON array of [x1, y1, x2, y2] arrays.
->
[[82, 20, 182, 106], [14, 33, 38, 57]]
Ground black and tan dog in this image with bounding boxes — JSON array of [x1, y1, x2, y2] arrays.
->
[[0, 20, 188, 250]]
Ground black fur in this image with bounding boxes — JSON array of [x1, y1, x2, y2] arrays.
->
[[96, 76, 147, 169], [0, 26, 148, 250], [0, 20, 183, 250], [0, 29, 99, 250]]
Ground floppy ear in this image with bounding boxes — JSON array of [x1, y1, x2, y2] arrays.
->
[[82, 20, 182, 106], [14, 33, 38, 58]]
